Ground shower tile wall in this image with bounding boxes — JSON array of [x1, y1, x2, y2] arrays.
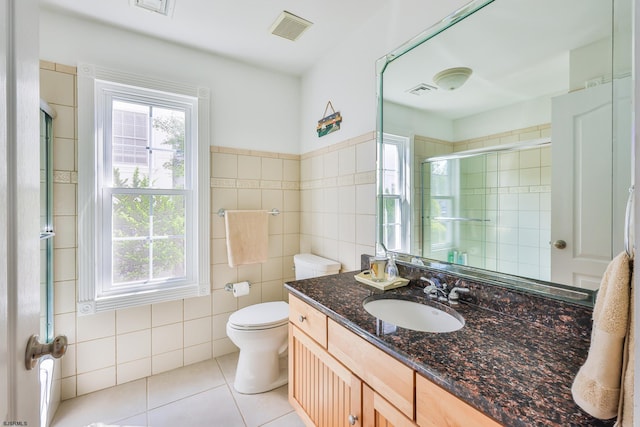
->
[[416, 125, 551, 280]]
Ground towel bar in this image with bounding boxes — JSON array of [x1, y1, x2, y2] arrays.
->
[[217, 208, 280, 217]]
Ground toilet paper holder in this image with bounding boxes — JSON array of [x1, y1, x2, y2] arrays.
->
[[224, 281, 252, 292]]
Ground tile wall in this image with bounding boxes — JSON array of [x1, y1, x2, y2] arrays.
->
[[299, 132, 377, 271], [417, 124, 552, 280], [41, 61, 376, 402], [41, 61, 304, 401]]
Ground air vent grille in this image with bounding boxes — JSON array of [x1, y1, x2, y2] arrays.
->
[[270, 11, 313, 41], [407, 83, 438, 96]]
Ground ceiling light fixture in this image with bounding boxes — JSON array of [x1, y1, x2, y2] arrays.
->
[[432, 67, 473, 91], [270, 11, 313, 41], [132, 0, 173, 16]]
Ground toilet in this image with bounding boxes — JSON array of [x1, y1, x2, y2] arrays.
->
[[226, 253, 341, 394]]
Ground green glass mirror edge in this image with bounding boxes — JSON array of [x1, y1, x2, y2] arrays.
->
[[376, 0, 631, 307], [40, 104, 55, 342]]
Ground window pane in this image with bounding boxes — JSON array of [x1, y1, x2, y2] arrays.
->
[[113, 194, 151, 237], [112, 101, 149, 176], [153, 195, 185, 236], [150, 107, 186, 189], [152, 237, 186, 280], [113, 239, 149, 285]]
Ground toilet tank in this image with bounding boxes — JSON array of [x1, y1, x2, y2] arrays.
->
[[294, 253, 341, 280]]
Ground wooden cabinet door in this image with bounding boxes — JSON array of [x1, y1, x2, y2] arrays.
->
[[289, 323, 362, 427], [416, 374, 501, 427], [363, 384, 417, 427]]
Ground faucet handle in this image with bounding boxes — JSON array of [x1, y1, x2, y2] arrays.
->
[[448, 287, 470, 302]]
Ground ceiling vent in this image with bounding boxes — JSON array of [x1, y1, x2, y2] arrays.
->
[[132, 0, 173, 16], [270, 11, 313, 41], [407, 83, 438, 96]]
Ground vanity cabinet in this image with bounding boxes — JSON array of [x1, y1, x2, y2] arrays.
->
[[288, 294, 502, 427], [363, 384, 416, 427], [289, 297, 362, 427], [416, 374, 501, 427]]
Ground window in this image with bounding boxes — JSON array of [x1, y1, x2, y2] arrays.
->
[[78, 64, 210, 314], [380, 134, 410, 253]]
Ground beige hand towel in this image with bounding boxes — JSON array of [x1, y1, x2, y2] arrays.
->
[[615, 269, 634, 427], [224, 210, 269, 268], [572, 251, 631, 420]]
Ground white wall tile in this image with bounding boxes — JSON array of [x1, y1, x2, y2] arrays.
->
[[356, 140, 375, 173], [116, 305, 151, 334], [152, 349, 183, 375], [184, 317, 212, 347], [184, 342, 212, 365], [117, 358, 151, 384], [76, 337, 115, 374], [212, 313, 232, 340], [152, 323, 183, 355], [117, 329, 151, 363], [152, 300, 183, 327], [212, 289, 237, 315], [77, 310, 115, 342], [184, 295, 212, 321]]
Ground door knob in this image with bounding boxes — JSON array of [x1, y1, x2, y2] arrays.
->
[[25, 334, 68, 370], [348, 414, 358, 425], [553, 240, 567, 249]]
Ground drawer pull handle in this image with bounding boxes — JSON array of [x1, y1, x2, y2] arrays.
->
[[348, 414, 358, 425], [298, 315, 306, 323]]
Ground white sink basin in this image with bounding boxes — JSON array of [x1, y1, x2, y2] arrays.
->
[[363, 297, 464, 333]]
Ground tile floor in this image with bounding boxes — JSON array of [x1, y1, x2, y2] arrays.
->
[[51, 352, 304, 427]]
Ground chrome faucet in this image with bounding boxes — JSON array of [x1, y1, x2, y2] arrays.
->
[[420, 277, 470, 304], [420, 277, 448, 302]]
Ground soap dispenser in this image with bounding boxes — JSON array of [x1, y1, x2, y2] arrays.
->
[[385, 253, 399, 281]]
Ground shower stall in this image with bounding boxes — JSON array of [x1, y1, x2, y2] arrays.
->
[[421, 139, 552, 281]]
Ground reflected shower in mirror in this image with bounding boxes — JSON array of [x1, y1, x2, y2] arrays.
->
[[376, 0, 632, 303]]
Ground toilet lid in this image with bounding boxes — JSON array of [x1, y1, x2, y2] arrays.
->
[[228, 301, 289, 330]]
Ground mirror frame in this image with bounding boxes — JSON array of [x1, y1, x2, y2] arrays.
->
[[375, 0, 604, 307]]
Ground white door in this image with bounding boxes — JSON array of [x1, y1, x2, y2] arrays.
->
[[551, 83, 615, 289], [1, 0, 42, 424]]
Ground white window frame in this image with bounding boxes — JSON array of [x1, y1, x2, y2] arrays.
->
[[77, 63, 210, 314], [381, 133, 411, 253]]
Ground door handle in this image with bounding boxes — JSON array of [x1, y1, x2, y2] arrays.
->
[[25, 334, 68, 370], [553, 240, 567, 249]]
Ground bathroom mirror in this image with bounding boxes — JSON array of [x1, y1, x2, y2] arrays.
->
[[376, 0, 632, 305]]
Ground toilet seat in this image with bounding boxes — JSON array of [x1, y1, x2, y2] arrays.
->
[[228, 301, 289, 331]]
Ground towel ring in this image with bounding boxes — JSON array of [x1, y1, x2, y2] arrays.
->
[[217, 208, 280, 217]]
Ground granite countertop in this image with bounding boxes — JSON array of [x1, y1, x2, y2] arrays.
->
[[285, 271, 613, 427]]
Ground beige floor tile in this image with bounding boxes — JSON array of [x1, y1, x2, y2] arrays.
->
[[147, 385, 245, 427], [51, 379, 146, 427], [232, 385, 293, 427], [260, 411, 306, 427], [147, 358, 225, 409]]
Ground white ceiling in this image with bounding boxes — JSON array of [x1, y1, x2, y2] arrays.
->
[[39, 0, 388, 76]]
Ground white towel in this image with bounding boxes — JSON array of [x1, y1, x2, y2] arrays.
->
[[615, 269, 634, 427], [224, 210, 269, 268], [572, 251, 631, 420]]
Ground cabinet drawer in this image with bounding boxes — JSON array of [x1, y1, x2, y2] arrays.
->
[[416, 374, 502, 427], [328, 318, 414, 420], [289, 294, 328, 348]]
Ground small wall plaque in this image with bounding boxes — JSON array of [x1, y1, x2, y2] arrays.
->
[[317, 101, 342, 137]]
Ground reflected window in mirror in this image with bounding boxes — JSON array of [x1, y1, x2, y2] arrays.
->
[[381, 134, 410, 253]]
